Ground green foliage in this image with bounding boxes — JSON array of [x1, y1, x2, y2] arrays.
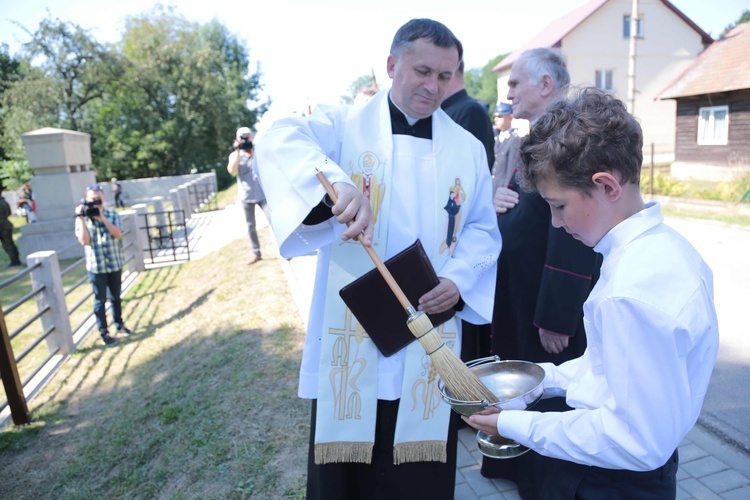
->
[[91, 5, 268, 179], [0, 5, 268, 187], [641, 169, 687, 197], [342, 73, 377, 104], [466, 53, 508, 109], [721, 9, 750, 36]]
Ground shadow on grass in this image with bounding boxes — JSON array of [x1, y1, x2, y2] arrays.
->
[[0, 230, 309, 499]]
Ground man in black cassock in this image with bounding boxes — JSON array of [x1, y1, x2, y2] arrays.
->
[[482, 48, 602, 498]]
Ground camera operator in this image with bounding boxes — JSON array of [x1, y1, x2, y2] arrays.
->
[[227, 127, 271, 265], [75, 184, 132, 346]]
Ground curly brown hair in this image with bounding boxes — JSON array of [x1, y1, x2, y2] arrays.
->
[[517, 87, 643, 195]]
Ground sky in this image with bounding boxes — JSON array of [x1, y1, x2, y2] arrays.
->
[[1, 0, 748, 132]]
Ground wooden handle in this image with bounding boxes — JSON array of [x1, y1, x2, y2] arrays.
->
[[316, 171, 413, 311]]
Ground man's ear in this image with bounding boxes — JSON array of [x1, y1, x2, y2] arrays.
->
[[539, 74, 555, 98], [386, 55, 396, 78], [592, 172, 622, 201]]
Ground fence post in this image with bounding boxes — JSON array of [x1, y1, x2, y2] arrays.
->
[[120, 211, 145, 273], [152, 196, 167, 241], [169, 188, 181, 214], [0, 303, 31, 425], [178, 184, 192, 219], [132, 204, 150, 259], [27, 251, 75, 356]]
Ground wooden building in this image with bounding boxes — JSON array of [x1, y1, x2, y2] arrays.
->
[[659, 22, 750, 181]]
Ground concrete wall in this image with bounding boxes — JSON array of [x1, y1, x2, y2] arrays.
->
[[117, 173, 213, 205]]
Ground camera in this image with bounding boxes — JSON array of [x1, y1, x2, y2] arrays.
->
[[79, 199, 102, 219], [237, 133, 254, 152]]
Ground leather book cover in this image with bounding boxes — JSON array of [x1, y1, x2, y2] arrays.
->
[[339, 239, 455, 357]]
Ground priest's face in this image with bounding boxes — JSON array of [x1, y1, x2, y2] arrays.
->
[[387, 38, 459, 119]]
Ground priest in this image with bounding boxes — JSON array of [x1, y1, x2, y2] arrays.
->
[[255, 18, 501, 500]]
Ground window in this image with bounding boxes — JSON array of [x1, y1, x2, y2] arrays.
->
[[623, 15, 644, 38], [698, 105, 729, 145], [595, 69, 614, 92]]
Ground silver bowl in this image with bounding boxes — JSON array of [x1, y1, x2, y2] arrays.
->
[[438, 357, 545, 416], [477, 431, 530, 458], [438, 357, 545, 459]]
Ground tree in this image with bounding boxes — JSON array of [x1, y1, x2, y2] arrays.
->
[[341, 73, 378, 104], [0, 17, 123, 188], [92, 5, 268, 183], [721, 10, 750, 37], [17, 15, 123, 131], [0, 45, 34, 188], [465, 54, 508, 110]]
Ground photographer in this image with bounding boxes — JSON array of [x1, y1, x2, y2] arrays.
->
[[227, 127, 270, 265], [75, 185, 132, 346]]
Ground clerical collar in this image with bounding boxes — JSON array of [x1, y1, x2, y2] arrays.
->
[[388, 93, 432, 139]]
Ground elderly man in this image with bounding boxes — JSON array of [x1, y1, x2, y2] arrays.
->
[[256, 18, 501, 500], [75, 185, 132, 346], [483, 48, 602, 495]]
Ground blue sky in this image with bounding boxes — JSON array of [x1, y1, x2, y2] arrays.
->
[[1, 0, 747, 130]]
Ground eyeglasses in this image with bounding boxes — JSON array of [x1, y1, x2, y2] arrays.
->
[[87, 185, 103, 191]]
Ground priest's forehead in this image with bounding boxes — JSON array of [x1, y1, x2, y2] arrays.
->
[[390, 18, 462, 62]]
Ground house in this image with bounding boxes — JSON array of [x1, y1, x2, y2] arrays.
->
[[492, 0, 712, 161], [658, 22, 750, 181]]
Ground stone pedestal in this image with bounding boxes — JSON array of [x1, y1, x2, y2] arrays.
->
[[17, 128, 96, 262]]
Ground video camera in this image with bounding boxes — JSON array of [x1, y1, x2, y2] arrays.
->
[[79, 199, 102, 219], [236, 133, 254, 152]]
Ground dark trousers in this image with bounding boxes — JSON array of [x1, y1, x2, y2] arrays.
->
[[115, 193, 125, 208], [1, 225, 21, 265], [241, 200, 271, 257], [537, 449, 678, 499], [307, 399, 459, 500], [88, 270, 124, 335]]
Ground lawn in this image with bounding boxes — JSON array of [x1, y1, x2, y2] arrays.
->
[[0, 214, 309, 498]]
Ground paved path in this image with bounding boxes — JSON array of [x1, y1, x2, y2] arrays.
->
[[278, 213, 750, 499]]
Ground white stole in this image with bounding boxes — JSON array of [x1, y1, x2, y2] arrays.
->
[[314, 91, 475, 464]]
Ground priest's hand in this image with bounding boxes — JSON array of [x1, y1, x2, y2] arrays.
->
[[461, 407, 501, 436], [331, 182, 374, 246], [539, 328, 569, 354], [418, 278, 459, 314], [494, 186, 519, 215]]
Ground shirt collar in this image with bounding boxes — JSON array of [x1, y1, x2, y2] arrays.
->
[[594, 201, 663, 257]]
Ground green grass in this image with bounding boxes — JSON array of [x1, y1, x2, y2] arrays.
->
[[0, 226, 308, 499]]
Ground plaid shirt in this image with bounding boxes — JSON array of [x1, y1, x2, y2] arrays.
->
[[78, 208, 124, 273]]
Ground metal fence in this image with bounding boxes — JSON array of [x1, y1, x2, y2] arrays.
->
[[0, 212, 144, 426]]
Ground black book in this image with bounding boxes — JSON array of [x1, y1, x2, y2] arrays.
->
[[339, 239, 455, 357]]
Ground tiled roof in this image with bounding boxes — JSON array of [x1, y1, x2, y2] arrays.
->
[[492, 0, 713, 74], [659, 23, 750, 99]]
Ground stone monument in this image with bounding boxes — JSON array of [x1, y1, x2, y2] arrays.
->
[[17, 127, 97, 261]]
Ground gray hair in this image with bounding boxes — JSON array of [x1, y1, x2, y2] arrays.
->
[[519, 48, 570, 93], [390, 19, 462, 63]]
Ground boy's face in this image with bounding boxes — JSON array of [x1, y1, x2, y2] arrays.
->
[[536, 177, 611, 247]]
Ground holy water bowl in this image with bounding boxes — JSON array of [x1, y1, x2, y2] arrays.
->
[[438, 357, 545, 458]]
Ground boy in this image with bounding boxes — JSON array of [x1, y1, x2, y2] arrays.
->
[[464, 88, 719, 497]]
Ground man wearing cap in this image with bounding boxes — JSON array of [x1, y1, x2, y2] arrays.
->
[[75, 185, 132, 346], [490, 103, 520, 194], [227, 127, 270, 265]]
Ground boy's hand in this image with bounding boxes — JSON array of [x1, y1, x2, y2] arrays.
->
[[462, 408, 502, 436]]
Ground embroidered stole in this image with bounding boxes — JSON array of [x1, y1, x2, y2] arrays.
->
[[314, 92, 475, 465]]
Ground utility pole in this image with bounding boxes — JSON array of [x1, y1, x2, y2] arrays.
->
[[627, 0, 639, 114]]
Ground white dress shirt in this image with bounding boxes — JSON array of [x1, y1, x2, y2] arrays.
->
[[497, 202, 719, 471]]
